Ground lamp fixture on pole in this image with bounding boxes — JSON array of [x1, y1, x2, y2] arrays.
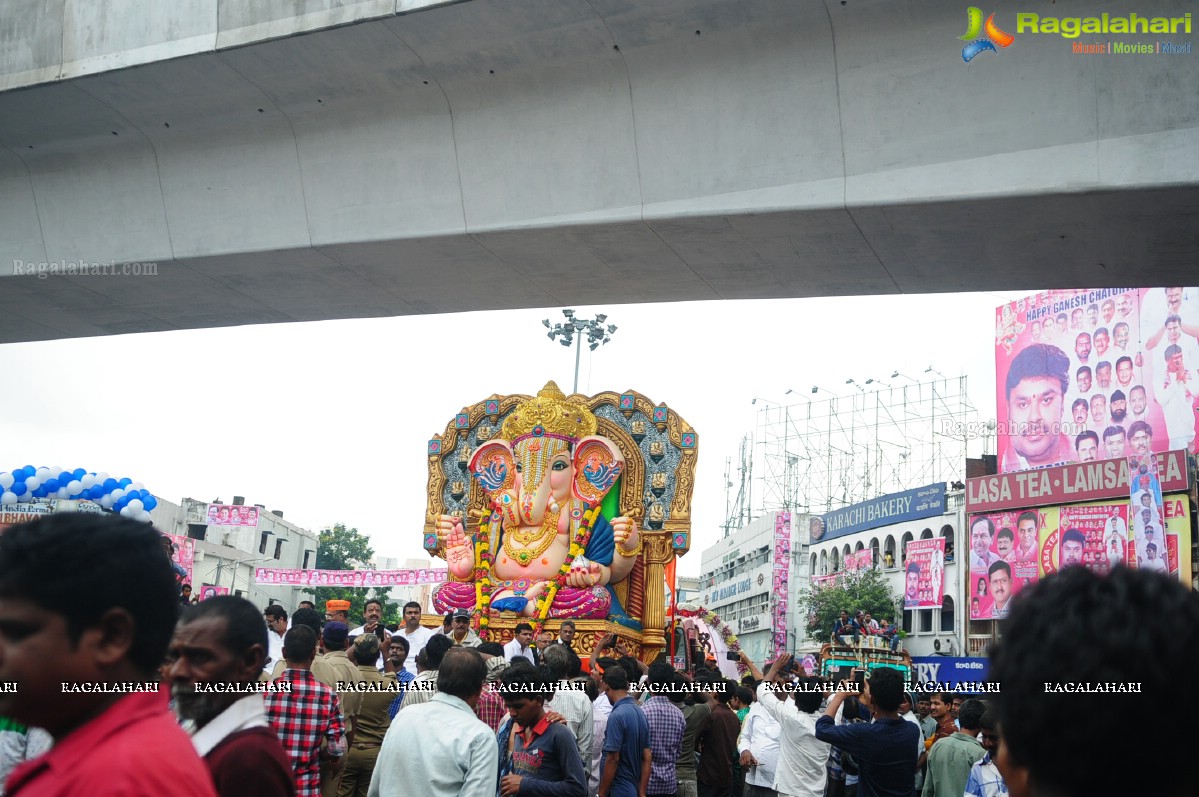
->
[[542, 309, 617, 393]]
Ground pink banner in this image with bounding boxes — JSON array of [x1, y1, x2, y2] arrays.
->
[[967, 510, 1040, 620], [995, 287, 1199, 474], [198, 585, 229, 600], [207, 504, 260, 527], [902, 538, 945, 610], [845, 548, 874, 573], [167, 534, 195, 588], [771, 512, 791, 658], [254, 567, 447, 587]]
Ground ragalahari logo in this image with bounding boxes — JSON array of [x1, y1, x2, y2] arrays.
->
[[960, 7, 1015, 61]]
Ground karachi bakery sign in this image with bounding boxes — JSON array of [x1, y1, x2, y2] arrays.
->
[[958, 7, 1192, 62]]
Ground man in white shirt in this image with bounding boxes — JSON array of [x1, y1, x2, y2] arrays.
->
[[540, 644, 594, 767], [1141, 542, 1169, 573], [262, 604, 287, 676], [737, 686, 781, 797], [756, 657, 832, 797], [503, 622, 536, 663], [368, 647, 498, 797], [900, 692, 928, 792], [394, 601, 434, 677], [349, 597, 388, 670], [1154, 344, 1197, 451]]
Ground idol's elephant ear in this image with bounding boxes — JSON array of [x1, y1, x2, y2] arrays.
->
[[572, 436, 624, 506], [469, 441, 515, 499]]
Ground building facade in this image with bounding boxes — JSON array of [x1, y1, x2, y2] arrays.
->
[[698, 511, 810, 665], [152, 495, 319, 610], [806, 484, 967, 658]]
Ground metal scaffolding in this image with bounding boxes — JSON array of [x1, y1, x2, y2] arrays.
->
[[749, 377, 977, 516]]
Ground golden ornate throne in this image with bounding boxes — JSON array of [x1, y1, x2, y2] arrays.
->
[[422, 387, 697, 662]]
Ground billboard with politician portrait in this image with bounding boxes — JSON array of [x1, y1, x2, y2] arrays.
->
[[995, 287, 1199, 473], [965, 511, 1040, 620], [902, 538, 945, 610]]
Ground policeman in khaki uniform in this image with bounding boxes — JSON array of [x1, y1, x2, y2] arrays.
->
[[336, 634, 398, 797]]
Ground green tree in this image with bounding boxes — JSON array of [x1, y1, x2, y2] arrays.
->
[[798, 568, 900, 643], [313, 523, 399, 626]]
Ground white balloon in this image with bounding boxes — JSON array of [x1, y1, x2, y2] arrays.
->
[[0, 473, 13, 490], [56, 488, 69, 499], [99, 495, 114, 509], [136, 510, 153, 523], [127, 499, 144, 513], [49, 466, 62, 479], [35, 467, 50, 479], [1, 491, 15, 505], [119, 505, 133, 517], [24, 476, 40, 491], [66, 480, 83, 496], [81, 474, 96, 488], [110, 488, 125, 501], [132, 482, 144, 491]]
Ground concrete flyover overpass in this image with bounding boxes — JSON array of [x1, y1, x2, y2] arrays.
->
[[0, 0, 1196, 343]]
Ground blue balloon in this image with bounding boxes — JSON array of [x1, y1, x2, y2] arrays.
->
[[44, 478, 59, 492], [118, 477, 132, 488], [11, 481, 27, 497], [58, 472, 71, 484], [143, 496, 158, 511], [32, 486, 47, 499], [72, 468, 86, 479], [22, 466, 36, 478], [89, 486, 103, 500], [103, 478, 118, 490], [125, 489, 141, 501]]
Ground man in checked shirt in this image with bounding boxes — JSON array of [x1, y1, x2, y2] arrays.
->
[[266, 626, 347, 797]]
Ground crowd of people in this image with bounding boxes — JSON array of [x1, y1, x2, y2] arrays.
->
[[830, 610, 901, 653], [0, 512, 1193, 797]]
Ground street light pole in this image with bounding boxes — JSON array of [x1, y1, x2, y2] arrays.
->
[[573, 328, 583, 393], [542, 309, 617, 393]]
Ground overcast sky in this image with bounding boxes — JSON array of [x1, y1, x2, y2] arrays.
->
[[0, 291, 1023, 575]]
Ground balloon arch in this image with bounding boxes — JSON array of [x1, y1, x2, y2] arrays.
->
[[0, 465, 158, 522]]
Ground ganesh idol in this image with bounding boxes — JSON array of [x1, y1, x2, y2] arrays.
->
[[433, 382, 642, 626]]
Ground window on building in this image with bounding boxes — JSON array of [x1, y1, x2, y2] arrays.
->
[[920, 528, 933, 540], [273, 539, 284, 560], [303, 549, 313, 569], [187, 523, 207, 541], [234, 589, 244, 597], [941, 524, 955, 561], [919, 609, 933, 633], [900, 532, 914, 562], [941, 596, 955, 632], [883, 536, 896, 568], [902, 609, 913, 633], [259, 532, 269, 554]]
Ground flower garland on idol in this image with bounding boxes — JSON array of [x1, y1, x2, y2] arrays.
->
[[471, 503, 601, 638], [532, 504, 599, 634]]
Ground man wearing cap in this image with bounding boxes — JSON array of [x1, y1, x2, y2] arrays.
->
[[337, 634, 397, 797], [444, 608, 481, 647], [326, 600, 351, 625], [320, 622, 364, 726]]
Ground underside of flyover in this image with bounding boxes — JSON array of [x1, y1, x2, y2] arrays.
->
[[0, 0, 1196, 343]]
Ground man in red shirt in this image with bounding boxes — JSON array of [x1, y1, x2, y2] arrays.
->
[[167, 595, 294, 796], [266, 626, 346, 797], [0, 513, 218, 797]]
